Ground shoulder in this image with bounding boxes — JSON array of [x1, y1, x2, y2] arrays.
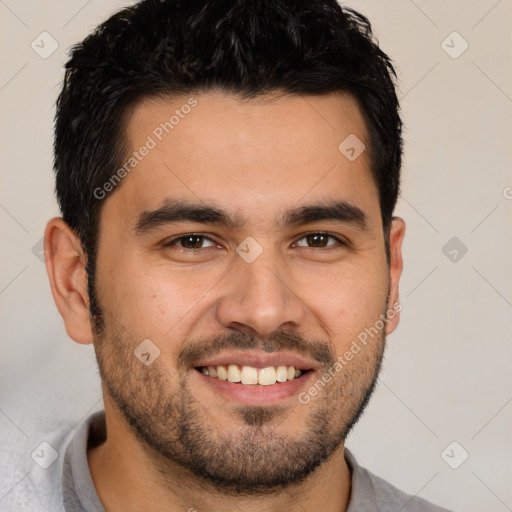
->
[[1, 414, 76, 511], [345, 449, 453, 512], [0, 410, 105, 512]]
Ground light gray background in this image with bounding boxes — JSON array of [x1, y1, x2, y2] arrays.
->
[[1, 1, 511, 511]]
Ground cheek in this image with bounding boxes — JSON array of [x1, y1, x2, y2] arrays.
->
[[98, 258, 224, 340], [301, 262, 388, 350]]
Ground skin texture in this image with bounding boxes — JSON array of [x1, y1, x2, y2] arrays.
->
[[45, 90, 405, 512]]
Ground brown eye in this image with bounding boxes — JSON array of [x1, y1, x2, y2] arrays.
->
[[164, 234, 216, 249], [296, 233, 343, 248]]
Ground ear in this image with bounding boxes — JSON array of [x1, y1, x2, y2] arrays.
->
[[385, 216, 405, 335], [44, 217, 94, 345]]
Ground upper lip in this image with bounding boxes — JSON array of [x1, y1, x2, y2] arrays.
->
[[193, 350, 318, 371]]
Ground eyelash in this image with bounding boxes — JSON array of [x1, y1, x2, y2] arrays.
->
[[161, 232, 347, 250]]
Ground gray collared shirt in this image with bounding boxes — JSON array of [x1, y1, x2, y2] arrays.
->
[[4, 410, 452, 511]]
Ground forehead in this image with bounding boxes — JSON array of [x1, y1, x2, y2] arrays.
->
[[100, 90, 381, 230]]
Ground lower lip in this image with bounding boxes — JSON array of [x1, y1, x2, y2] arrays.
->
[[193, 369, 315, 406]]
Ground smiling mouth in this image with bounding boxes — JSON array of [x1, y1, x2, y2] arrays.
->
[[196, 364, 310, 386]]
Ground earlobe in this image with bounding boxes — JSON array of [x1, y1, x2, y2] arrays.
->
[[44, 217, 94, 345], [385, 216, 406, 335]]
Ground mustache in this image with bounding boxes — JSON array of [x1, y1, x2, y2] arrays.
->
[[177, 330, 335, 369]]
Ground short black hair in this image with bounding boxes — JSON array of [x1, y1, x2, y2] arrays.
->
[[54, 0, 402, 323]]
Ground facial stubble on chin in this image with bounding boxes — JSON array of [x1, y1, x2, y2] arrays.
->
[[92, 305, 387, 495]]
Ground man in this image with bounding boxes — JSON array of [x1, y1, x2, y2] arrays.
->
[[29, 0, 451, 510]]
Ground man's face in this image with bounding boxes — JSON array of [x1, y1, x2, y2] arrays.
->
[[91, 91, 402, 492]]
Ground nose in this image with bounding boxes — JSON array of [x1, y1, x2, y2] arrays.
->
[[215, 243, 307, 338]]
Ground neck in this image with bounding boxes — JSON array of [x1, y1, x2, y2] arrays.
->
[[88, 400, 352, 512]]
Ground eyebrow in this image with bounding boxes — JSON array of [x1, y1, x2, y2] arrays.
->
[[134, 198, 369, 234]]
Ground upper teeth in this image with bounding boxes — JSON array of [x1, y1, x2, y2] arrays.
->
[[199, 365, 303, 385]]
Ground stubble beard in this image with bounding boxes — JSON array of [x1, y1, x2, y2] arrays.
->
[[92, 306, 387, 495]]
